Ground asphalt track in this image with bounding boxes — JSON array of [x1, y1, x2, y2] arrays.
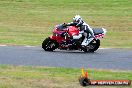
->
[[0, 45, 132, 70]]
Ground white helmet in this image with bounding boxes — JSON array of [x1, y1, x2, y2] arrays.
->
[[73, 15, 83, 26], [73, 15, 82, 23]]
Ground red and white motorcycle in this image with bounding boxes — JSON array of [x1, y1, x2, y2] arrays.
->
[[42, 24, 107, 52]]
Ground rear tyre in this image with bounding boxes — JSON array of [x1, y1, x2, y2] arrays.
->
[[88, 39, 100, 52], [42, 37, 58, 51]]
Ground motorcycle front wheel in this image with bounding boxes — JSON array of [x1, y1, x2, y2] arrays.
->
[[42, 37, 58, 51]]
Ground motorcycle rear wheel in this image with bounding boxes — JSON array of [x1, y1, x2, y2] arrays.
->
[[82, 39, 100, 52], [89, 39, 100, 52]]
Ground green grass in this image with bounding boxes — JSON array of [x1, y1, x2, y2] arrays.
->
[[0, 0, 132, 48], [0, 65, 131, 88]]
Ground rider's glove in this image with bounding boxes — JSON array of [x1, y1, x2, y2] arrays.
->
[[62, 23, 67, 27]]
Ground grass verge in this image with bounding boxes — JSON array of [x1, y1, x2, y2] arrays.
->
[[0, 65, 131, 88], [0, 0, 131, 48]]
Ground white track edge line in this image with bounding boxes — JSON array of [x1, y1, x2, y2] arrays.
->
[[0, 45, 7, 46]]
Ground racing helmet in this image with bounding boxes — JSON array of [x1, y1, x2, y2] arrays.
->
[[73, 15, 83, 26], [73, 15, 82, 22]]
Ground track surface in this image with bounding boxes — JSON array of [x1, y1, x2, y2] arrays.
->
[[0, 46, 132, 70]]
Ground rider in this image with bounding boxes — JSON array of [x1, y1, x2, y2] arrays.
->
[[64, 15, 95, 46]]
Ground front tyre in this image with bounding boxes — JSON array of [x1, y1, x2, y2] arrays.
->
[[42, 37, 58, 51]]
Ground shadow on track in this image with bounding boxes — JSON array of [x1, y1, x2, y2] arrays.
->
[[41, 49, 98, 55]]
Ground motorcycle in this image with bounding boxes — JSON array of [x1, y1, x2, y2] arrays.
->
[[42, 24, 107, 52]]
